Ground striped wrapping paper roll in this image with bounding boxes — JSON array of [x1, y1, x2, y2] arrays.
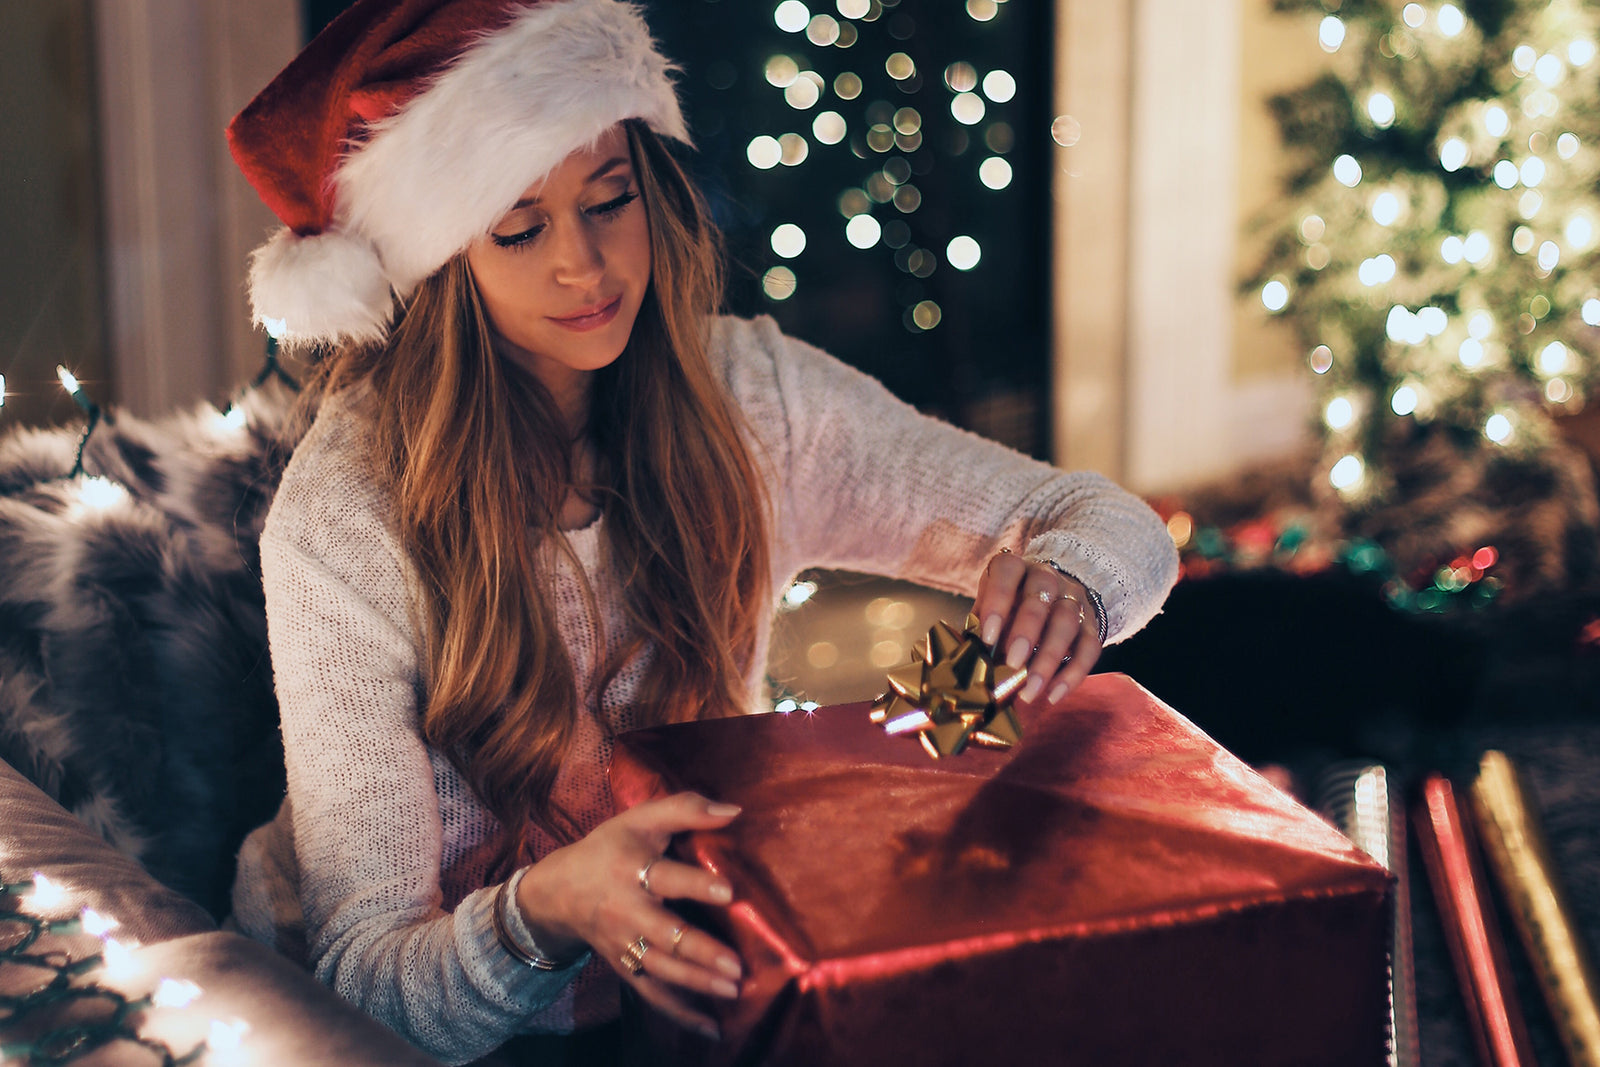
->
[[1318, 761, 1420, 1067], [1470, 750, 1600, 1067], [1414, 773, 1535, 1067]]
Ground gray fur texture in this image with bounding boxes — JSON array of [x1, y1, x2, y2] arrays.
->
[[0, 381, 310, 918]]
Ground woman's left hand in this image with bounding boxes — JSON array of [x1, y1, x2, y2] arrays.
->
[[972, 551, 1102, 709]]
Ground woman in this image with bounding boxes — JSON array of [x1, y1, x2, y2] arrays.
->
[[226, 0, 1179, 1063]]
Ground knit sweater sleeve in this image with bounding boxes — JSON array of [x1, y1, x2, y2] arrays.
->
[[717, 316, 1178, 642], [258, 400, 582, 1065]]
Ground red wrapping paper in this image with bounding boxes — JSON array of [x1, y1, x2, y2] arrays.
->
[[1412, 774, 1535, 1067], [611, 674, 1392, 1066]]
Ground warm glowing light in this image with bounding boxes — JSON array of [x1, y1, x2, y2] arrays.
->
[[1402, 4, 1424, 28], [837, 0, 869, 16], [1538, 241, 1560, 271], [1051, 114, 1081, 147], [833, 72, 863, 99], [911, 300, 942, 330], [813, 111, 846, 145], [1372, 191, 1401, 226], [807, 641, 839, 668], [1310, 345, 1334, 374], [1484, 105, 1509, 137], [1463, 231, 1491, 263], [1583, 298, 1600, 326], [775, 1, 811, 33], [1469, 311, 1494, 338], [81, 907, 119, 938], [885, 52, 915, 80], [1520, 190, 1543, 219], [967, 0, 998, 22], [870, 641, 905, 669], [1441, 235, 1464, 264], [153, 978, 204, 1009], [1535, 53, 1564, 86], [747, 135, 782, 169], [1318, 16, 1345, 52], [28, 873, 66, 912], [979, 156, 1012, 189], [1512, 225, 1535, 255], [1572, 40, 1597, 67], [765, 55, 800, 88], [775, 698, 798, 714], [806, 13, 840, 45], [893, 107, 921, 135], [1166, 511, 1194, 548], [837, 188, 870, 218], [951, 92, 986, 125], [1333, 154, 1362, 187], [845, 214, 882, 249], [1485, 412, 1513, 443], [1493, 159, 1519, 188], [1440, 137, 1468, 171], [762, 266, 797, 302], [1300, 215, 1326, 242], [1391, 385, 1419, 416], [982, 70, 1016, 103], [1559, 132, 1581, 159], [101, 938, 141, 982], [944, 62, 978, 93], [1330, 454, 1365, 491], [212, 406, 248, 433], [0, 374, 6, 409], [57, 366, 81, 395], [1325, 396, 1355, 430], [947, 235, 982, 271], [1521, 156, 1547, 186], [208, 1019, 251, 1055], [1458, 339, 1485, 368], [1438, 4, 1464, 37], [1357, 254, 1396, 286], [1261, 279, 1290, 312], [1539, 341, 1569, 375], [1367, 92, 1396, 128], [785, 580, 819, 607], [77, 477, 129, 511], [1512, 45, 1537, 75], [779, 132, 809, 165], [1417, 306, 1448, 336], [1387, 305, 1427, 345]]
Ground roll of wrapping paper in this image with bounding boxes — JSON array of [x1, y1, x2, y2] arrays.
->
[[1413, 773, 1535, 1067], [1471, 750, 1600, 1067], [1317, 761, 1420, 1067]]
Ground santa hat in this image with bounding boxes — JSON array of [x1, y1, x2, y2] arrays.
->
[[227, 0, 687, 348]]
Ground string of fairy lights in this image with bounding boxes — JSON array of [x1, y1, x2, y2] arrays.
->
[[741, 0, 1016, 335], [1249, 0, 1600, 505], [0, 872, 248, 1066]]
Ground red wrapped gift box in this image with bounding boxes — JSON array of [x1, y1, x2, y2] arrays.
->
[[611, 674, 1392, 1066]]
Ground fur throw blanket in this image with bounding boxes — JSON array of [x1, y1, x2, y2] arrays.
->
[[0, 382, 308, 918]]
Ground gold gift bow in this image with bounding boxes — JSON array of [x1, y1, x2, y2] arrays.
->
[[1470, 750, 1600, 1067], [869, 614, 1028, 759]]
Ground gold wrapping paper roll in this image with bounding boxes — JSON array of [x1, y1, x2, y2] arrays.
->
[[1317, 762, 1420, 1067], [1471, 750, 1600, 1067]]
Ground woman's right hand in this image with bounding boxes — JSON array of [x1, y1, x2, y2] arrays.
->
[[513, 792, 745, 1039]]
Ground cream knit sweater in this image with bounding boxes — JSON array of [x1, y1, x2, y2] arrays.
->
[[230, 314, 1179, 1064]]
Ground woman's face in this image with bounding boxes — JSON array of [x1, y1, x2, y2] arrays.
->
[[465, 124, 652, 396]]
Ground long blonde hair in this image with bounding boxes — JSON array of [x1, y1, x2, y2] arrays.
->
[[302, 121, 770, 853]]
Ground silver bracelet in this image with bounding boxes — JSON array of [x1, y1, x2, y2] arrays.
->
[[1027, 557, 1109, 645], [492, 868, 571, 971]]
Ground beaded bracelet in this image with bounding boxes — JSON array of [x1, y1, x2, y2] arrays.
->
[[1026, 557, 1110, 645], [492, 868, 572, 971]]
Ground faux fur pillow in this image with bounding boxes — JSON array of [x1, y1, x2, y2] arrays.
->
[[0, 381, 307, 918]]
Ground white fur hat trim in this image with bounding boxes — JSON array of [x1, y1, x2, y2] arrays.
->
[[248, 0, 686, 348]]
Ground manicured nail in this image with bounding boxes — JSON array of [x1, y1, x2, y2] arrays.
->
[[1047, 683, 1070, 705], [981, 614, 1002, 646], [1006, 637, 1030, 670], [707, 802, 742, 817], [1019, 676, 1045, 704], [712, 978, 740, 999], [709, 882, 733, 904], [716, 955, 742, 980]]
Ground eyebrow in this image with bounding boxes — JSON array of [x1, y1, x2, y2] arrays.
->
[[511, 157, 631, 210]]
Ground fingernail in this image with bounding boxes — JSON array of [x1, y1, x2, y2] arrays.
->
[[981, 614, 1002, 646], [1048, 683, 1070, 705], [1019, 676, 1044, 704], [709, 882, 733, 904], [707, 802, 742, 818], [712, 978, 740, 999], [697, 1022, 722, 1041], [716, 955, 742, 980], [1006, 637, 1030, 670]]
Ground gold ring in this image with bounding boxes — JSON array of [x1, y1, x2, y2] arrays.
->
[[670, 925, 686, 956], [638, 859, 657, 895], [621, 936, 649, 977]]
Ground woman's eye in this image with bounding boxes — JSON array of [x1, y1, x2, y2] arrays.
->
[[492, 223, 545, 249], [588, 191, 639, 218]]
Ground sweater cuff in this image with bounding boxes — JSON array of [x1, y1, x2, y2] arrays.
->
[[455, 882, 589, 1010]]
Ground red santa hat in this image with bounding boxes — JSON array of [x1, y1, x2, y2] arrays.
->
[[227, 0, 687, 348]]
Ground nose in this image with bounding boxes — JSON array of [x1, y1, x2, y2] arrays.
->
[[550, 216, 605, 288]]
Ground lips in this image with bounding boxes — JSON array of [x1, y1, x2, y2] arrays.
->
[[549, 294, 623, 332]]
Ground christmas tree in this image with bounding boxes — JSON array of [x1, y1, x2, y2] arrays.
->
[[1246, 0, 1600, 599]]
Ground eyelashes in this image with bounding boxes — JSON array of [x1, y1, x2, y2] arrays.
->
[[491, 190, 641, 250]]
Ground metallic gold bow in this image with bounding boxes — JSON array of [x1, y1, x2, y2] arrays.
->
[[869, 614, 1028, 759]]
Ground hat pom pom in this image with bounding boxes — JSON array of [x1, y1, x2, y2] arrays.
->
[[248, 227, 394, 348]]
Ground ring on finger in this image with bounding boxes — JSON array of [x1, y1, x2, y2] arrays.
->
[[670, 925, 687, 957], [1034, 588, 1053, 604], [1058, 592, 1086, 626], [638, 859, 658, 896], [621, 936, 650, 977]]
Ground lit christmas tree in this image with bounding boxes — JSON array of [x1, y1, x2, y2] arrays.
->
[[1247, 0, 1600, 598]]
